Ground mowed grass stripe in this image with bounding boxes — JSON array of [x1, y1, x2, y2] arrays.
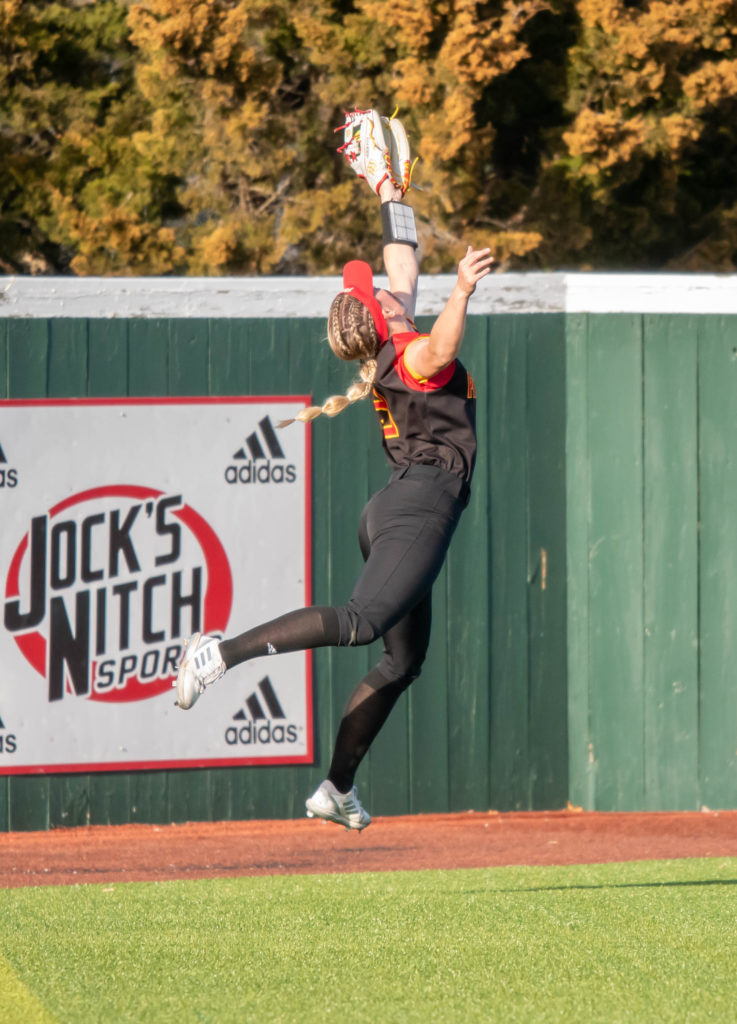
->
[[2, 858, 736, 1024], [0, 954, 60, 1024]]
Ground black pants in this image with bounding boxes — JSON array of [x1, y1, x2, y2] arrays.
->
[[218, 463, 470, 792], [335, 464, 469, 686]]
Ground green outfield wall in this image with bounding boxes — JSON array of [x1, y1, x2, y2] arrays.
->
[[0, 274, 735, 828]]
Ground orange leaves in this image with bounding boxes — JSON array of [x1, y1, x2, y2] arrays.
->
[[376, 0, 550, 262], [566, 0, 737, 188], [442, 0, 547, 85], [1, 0, 562, 274], [683, 58, 737, 111], [488, 230, 544, 265], [557, 0, 737, 267], [391, 57, 437, 107], [128, 0, 261, 89], [358, 0, 437, 51], [576, 0, 737, 48], [4, 0, 737, 274], [49, 188, 185, 276], [120, 0, 557, 273], [127, 0, 216, 53], [0, 0, 22, 31], [565, 109, 647, 169]]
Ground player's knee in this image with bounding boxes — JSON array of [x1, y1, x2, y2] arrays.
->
[[377, 648, 426, 690], [335, 606, 382, 647]]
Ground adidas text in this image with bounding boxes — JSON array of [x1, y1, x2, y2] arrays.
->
[[225, 721, 299, 745], [0, 442, 18, 487], [225, 462, 297, 485], [0, 734, 17, 754]]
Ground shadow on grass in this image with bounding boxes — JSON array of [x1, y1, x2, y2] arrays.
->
[[472, 878, 737, 895]]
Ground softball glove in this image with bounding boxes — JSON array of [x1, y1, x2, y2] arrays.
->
[[336, 108, 415, 195]]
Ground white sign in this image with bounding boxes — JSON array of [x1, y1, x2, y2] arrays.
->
[[0, 398, 313, 773]]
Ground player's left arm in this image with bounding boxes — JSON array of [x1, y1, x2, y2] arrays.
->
[[404, 246, 493, 379], [378, 180, 418, 318]]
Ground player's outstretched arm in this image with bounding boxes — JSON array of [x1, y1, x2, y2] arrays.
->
[[404, 246, 493, 379], [378, 179, 418, 318], [336, 108, 420, 317]]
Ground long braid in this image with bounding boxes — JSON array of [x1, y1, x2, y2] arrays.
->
[[278, 294, 381, 428]]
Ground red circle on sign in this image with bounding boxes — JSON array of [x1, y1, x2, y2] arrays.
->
[[5, 485, 233, 703]]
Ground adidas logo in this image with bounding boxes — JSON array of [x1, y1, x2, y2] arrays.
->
[[224, 417, 297, 485], [233, 417, 284, 461], [0, 441, 18, 488], [234, 676, 285, 721], [224, 677, 299, 746]]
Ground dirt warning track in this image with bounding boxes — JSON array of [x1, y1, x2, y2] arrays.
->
[[2, 809, 737, 888]]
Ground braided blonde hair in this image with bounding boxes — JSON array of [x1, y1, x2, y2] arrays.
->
[[277, 293, 381, 427]]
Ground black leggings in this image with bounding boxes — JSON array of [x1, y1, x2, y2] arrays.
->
[[337, 465, 467, 679], [219, 464, 469, 790]]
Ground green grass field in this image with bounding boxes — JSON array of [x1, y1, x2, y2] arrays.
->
[[2, 857, 736, 1023]]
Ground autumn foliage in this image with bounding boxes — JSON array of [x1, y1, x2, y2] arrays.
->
[[2, 0, 737, 275]]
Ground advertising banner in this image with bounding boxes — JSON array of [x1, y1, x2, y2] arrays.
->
[[0, 397, 313, 774]]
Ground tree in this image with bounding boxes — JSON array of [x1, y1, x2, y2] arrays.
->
[[124, 0, 549, 274], [0, 0, 553, 274], [0, 0, 183, 274], [553, 0, 737, 269], [2, 0, 737, 274]]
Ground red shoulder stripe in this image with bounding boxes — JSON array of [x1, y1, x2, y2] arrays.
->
[[391, 332, 456, 392]]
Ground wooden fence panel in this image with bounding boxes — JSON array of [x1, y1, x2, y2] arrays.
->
[[565, 314, 594, 810], [642, 315, 699, 810], [579, 314, 645, 810], [3, 304, 737, 828], [698, 315, 737, 809], [526, 314, 568, 810], [488, 314, 531, 810], [446, 316, 492, 813]]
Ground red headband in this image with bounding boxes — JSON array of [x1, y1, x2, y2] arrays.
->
[[341, 260, 389, 343]]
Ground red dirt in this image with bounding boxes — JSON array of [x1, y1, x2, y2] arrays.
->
[[2, 809, 737, 888]]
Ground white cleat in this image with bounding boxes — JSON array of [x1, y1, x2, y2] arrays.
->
[[305, 780, 371, 831], [173, 633, 226, 709]]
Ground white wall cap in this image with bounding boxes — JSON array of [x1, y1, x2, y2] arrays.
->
[[1, 273, 736, 318]]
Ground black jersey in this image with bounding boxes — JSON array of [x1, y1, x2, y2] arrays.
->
[[371, 331, 477, 483]]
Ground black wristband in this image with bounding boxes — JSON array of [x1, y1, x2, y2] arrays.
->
[[381, 201, 418, 248]]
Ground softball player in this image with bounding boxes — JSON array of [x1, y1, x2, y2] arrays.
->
[[175, 111, 493, 831]]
